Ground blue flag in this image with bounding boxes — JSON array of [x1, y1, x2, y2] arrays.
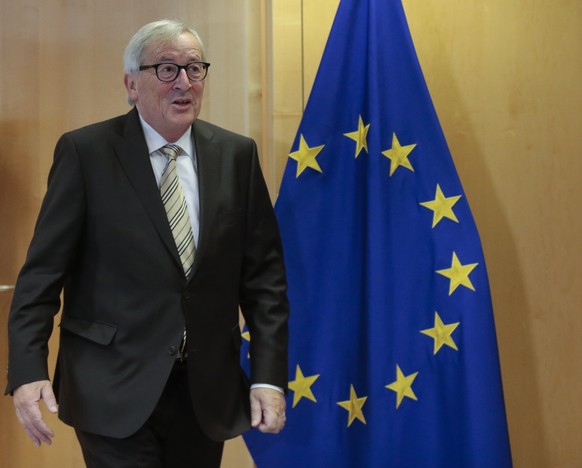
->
[[242, 0, 512, 466]]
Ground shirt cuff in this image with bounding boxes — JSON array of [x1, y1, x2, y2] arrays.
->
[[250, 383, 284, 394]]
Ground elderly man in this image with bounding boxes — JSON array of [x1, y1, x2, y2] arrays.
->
[[6, 19, 289, 467]]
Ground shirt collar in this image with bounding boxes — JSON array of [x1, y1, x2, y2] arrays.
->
[[138, 114, 194, 157]]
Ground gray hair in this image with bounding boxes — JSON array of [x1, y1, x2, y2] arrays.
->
[[123, 19, 206, 75]]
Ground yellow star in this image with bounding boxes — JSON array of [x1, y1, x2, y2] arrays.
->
[[337, 384, 368, 427], [419, 184, 462, 228], [288, 365, 320, 408], [386, 365, 419, 409], [241, 330, 250, 359], [420, 312, 460, 354], [289, 135, 325, 177], [436, 252, 479, 296], [381, 133, 417, 176], [344, 115, 370, 158]]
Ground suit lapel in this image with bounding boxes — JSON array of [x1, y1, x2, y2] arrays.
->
[[113, 109, 183, 271]]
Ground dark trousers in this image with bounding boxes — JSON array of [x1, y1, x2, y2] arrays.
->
[[75, 361, 224, 468]]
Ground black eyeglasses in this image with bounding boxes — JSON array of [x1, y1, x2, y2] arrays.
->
[[139, 62, 211, 82]]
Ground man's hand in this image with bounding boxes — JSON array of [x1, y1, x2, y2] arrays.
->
[[13, 380, 58, 447], [250, 387, 286, 434]]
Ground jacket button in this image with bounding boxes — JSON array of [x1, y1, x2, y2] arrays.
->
[[168, 346, 177, 356], [183, 291, 191, 300]]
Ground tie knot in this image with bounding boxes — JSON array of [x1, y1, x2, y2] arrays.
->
[[161, 144, 181, 161]]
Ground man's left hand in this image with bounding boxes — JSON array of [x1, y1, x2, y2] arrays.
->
[[250, 388, 286, 433]]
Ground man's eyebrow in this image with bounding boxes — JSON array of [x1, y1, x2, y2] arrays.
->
[[155, 55, 176, 62], [155, 56, 202, 63]]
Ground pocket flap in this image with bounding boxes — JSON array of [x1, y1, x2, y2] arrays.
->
[[60, 315, 117, 346]]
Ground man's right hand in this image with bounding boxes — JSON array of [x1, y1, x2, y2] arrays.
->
[[13, 380, 58, 447]]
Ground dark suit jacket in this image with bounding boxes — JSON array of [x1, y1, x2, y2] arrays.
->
[[6, 108, 289, 441]]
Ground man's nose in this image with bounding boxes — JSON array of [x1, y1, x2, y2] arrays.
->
[[173, 69, 192, 88]]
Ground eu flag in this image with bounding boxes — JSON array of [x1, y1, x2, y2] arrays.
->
[[242, 0, 512, 466]]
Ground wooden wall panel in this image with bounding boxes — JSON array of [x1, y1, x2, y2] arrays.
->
[[401, 2, 582, 466], [1, 0, 257, 466]]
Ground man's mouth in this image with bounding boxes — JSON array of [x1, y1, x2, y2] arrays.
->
[[172, 98, 192, 107]]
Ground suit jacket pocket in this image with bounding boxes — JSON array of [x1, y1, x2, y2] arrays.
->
[[59, 315, 117, 346]]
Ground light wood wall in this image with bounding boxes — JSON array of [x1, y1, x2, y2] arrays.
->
[[402, 2, 582, 466], [1, 0, 581, 467], [0, 1, 257, 466]]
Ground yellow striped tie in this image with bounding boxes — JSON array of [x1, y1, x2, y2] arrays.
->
[[160, 144, 195, 279], [160, 144, 194, 360]]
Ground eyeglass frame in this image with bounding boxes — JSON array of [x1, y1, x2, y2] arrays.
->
[[138, 61, 211, 82]]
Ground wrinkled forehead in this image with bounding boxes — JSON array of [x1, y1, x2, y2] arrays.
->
[[143, 33, 203, 63]]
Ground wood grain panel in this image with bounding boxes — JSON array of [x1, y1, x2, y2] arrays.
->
[[1, 1, 258, 466], [402, 1, 582, 466]]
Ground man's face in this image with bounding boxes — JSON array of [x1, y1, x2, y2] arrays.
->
[[124, 32, 205, 142]]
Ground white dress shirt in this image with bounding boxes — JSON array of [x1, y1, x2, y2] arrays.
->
[[139, 116, 200, 246]]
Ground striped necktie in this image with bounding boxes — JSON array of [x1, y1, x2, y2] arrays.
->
[[160, 144, 194, 360], [160, 144, 195, 279]]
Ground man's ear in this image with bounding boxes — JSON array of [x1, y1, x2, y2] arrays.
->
[[124, 73, 138, 103]]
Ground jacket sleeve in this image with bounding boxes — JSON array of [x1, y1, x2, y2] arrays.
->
[[238, 140, 290, 392], [5, 133, 86, 394]]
